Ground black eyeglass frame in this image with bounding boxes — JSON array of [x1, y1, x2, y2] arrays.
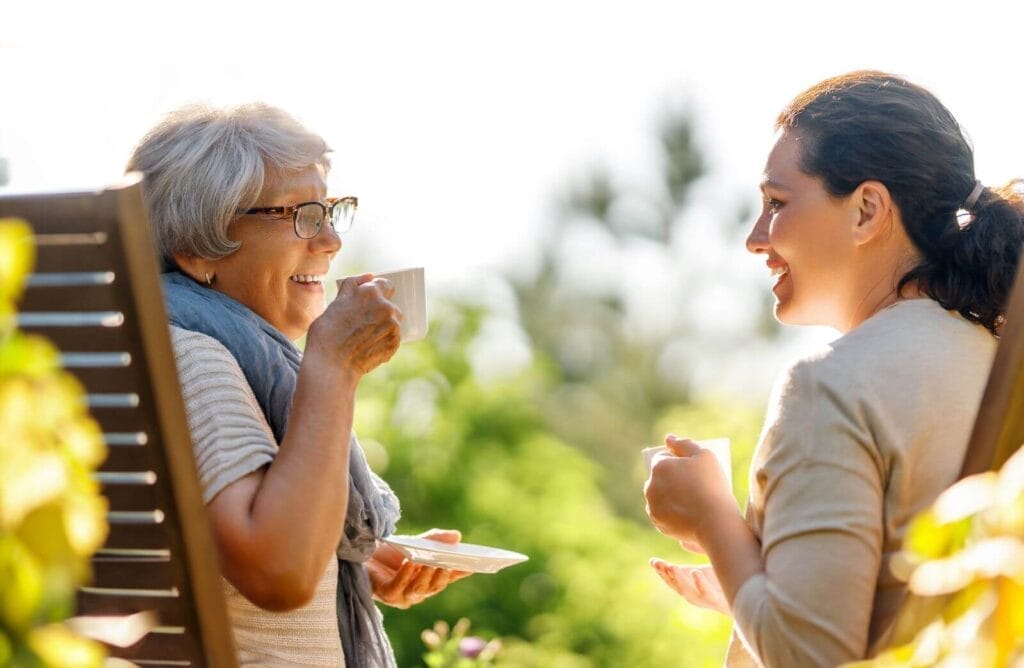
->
[[242, 196, 358, 239]]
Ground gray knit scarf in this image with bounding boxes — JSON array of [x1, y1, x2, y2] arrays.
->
[[162, 271, 401, 668]]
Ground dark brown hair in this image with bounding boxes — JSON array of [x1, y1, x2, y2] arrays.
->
[[777, 70, 1024, 335]]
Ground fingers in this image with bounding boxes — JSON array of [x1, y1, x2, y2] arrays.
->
[[419, 528, 462, 544], [336, 273, 375, 296], [371, 542, 406, 570], [368, 275, 396, 300], [370, 556, 468, 608], [664, 434, 701, 456]]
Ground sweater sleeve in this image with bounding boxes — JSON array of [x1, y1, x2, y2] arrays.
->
[[169, 326, 278, 504], [731, 358, 886, 667]]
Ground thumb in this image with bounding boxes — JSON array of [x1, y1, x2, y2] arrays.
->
[[665, 434, 700, 457], [336, 273, 374, 296], [420, 528, 462, 544]]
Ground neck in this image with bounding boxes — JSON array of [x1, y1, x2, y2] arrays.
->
[[839, 251, 924, 333]]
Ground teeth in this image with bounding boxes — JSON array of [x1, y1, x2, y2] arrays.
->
[[290, 274, 325, 284], [770, 266, 788, 277]]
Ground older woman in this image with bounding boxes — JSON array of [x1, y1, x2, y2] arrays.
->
[[127, 103, 467, 667]]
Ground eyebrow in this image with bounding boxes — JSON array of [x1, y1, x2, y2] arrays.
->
[[759, 178, 789, 193]]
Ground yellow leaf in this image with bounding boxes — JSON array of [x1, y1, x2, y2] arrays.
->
[[905, 509, 972, 561], [0, 450, 67, 528], [61, 417, 106, 471], [910, 554, 973, 596], [993, 578, 1024, 665], [933, 472, 998, 523], [0, 219, 34, 305], [14, 504, 83, 582], [0, 333, 60, 377], [62, 493, 108, 557], [965, 537, 1024, 580], [996, 444, 1024, 498], [27, 623, 105, 668], [0, 536, 45, 632]]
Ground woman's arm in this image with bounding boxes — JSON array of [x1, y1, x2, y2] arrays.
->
[[200, 276, 400, 610], [646, 362, 885, 666]]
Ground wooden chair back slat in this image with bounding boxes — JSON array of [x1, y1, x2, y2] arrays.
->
[[19, 282, 122, 312], [90, 557, 176, 590], [64, 365, 138, 394], [99, 483, 162, 512], [15, 324, 130, 352], [75, 590, 187, 625], [0, 177, 237, 667]]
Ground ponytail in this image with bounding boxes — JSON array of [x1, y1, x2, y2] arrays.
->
[[899, 180, 1024, 336]]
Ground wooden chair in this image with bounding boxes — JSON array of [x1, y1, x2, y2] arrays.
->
[[0, 175, 237, 667], [959, 256, 1024, 477], [879, 253, 1024, 654]]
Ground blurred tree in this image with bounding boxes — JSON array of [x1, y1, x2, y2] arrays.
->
[[510, 109, 778, 518], [356, 301, 741, 667]]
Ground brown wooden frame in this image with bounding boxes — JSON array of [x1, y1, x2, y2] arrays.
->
[[1, 175, 237, 667], [960, 257, 1024, 477]]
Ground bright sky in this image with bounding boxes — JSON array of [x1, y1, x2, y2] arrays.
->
[[3, 1, 1023, 391]]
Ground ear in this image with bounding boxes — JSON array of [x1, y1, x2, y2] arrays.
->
[[172, 252, 217, 285], [850, 180, 894, 246]]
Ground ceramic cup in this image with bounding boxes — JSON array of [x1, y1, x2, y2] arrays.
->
[[373, 267, 427, 342]]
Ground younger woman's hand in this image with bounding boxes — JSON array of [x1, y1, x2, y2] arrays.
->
[[644, 435, 738, 548], [651, 559, 730, 615], [367, 529, 471, 609]]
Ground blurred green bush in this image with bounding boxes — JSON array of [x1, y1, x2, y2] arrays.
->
[[357, 301, 765, 666]]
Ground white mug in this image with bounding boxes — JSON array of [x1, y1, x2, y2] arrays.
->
[[373, 267, 428, 342], [642, 437, 732, 488]]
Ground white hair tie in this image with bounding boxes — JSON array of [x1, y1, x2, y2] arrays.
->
[[963, 180, 984, 211]]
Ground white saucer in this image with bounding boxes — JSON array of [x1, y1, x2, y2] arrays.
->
[[382, 535, 529, 573]]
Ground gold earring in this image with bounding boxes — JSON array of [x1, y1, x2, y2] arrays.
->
[[204, 272, 213, 286]]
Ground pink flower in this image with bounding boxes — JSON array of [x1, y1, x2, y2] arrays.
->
[[459, 637, 487, 658]]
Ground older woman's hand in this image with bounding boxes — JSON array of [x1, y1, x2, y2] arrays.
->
[[367, 529, 471, 609], [644, 435, 737, 549], [307, 273, 402, 376]]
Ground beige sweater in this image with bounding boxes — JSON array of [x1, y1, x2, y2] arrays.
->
[[170, 326, 344, 667], [726, 300, 997, 667]]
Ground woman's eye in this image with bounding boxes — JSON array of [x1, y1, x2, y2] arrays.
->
[[765, 198, 784, 215]]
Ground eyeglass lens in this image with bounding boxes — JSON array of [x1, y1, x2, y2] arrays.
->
[[294, 200, 355, 238]]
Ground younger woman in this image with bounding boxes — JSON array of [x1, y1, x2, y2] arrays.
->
[[644, 71, 1024, 666]]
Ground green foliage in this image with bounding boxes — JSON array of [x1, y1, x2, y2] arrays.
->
[[358, 300, 745, 666], [0, 219, 108, 667], [421, 618, 501, 667], [510, 108, 776, 522], [850, 450, 1024, 667]]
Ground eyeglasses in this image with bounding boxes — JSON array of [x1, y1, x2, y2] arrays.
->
[[242, 196, 358, 239]]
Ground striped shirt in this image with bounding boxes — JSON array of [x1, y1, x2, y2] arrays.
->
[[170, 326, 344, 667]]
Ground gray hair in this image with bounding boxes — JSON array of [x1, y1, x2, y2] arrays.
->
[[126, 103, 331, 266]]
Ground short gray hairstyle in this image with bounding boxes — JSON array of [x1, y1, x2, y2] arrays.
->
[[126, 103, 331, 267]]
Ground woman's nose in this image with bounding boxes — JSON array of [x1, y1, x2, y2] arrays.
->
[[746, 210, 770, 255], [313, 221, 343, 253]]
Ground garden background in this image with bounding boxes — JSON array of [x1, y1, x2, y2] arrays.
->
[[2, 2, 1023, 665]]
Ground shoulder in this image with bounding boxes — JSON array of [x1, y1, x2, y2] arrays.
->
[[170, 325, 232, 359], [169, 326, 243, 373], [780, 299, 995, 395], [168, 325, 258, 407]]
